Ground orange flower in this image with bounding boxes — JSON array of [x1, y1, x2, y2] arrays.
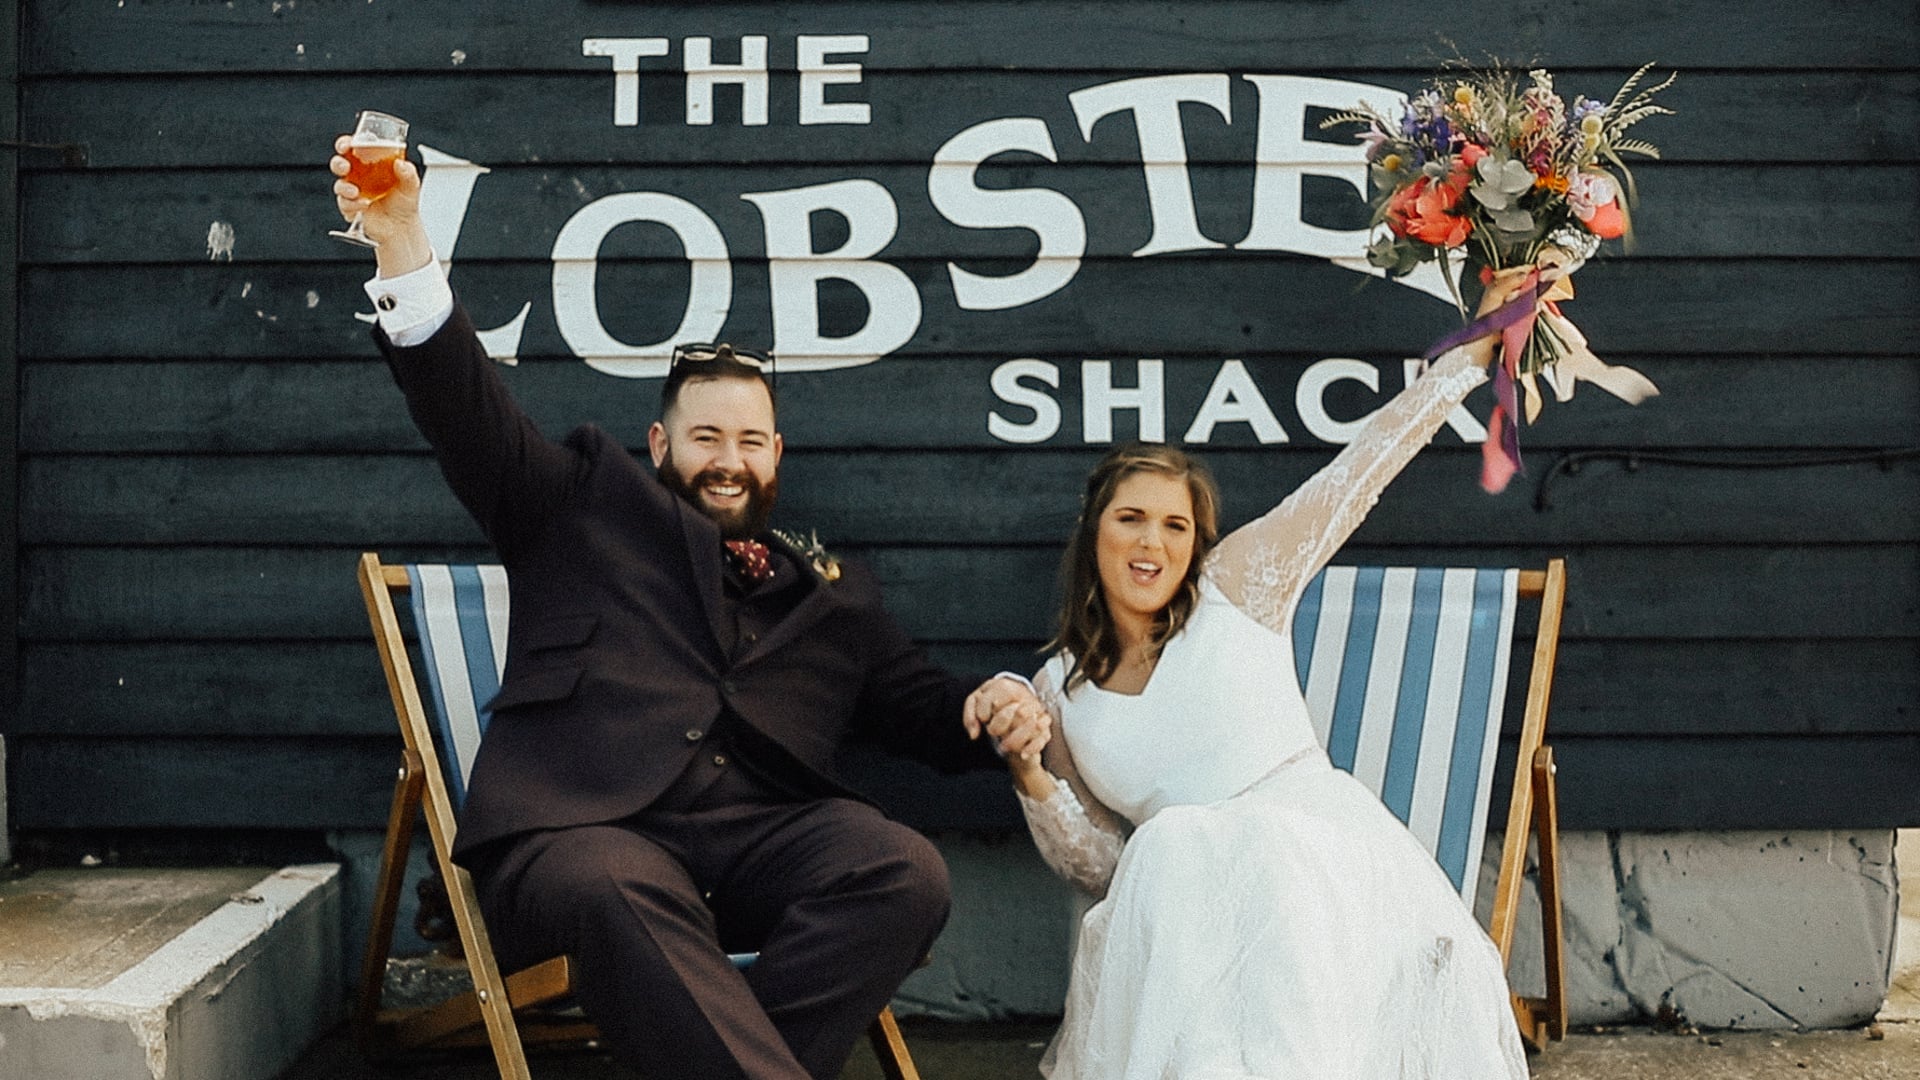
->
[[1385, 176, 1467, 247], [1586, 198, 1626, 239], [1385, 146, 1488, 248], [1384, 180, 1422, 236]]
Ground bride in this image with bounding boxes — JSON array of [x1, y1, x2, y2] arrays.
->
[[1001, 326, 1532, 1078]]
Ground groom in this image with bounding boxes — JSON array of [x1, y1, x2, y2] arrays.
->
[[333, 139, 1049, 1079]]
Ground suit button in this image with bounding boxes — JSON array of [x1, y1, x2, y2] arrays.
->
[[743, 632, 758, 644], [712, 754, 728, 767], [720, 679, 739, 695], [685, 729, 704, 742]]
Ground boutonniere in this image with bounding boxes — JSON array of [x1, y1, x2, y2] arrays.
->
[[774, 527, 842, 582]]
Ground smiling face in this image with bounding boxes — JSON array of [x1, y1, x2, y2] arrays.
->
[[1094, 471, 1198, 644], [648, 375, 783, 539]]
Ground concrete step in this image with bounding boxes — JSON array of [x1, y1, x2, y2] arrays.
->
[[0, 864, 342, 1080], [1883, 829, 1920, 1023]]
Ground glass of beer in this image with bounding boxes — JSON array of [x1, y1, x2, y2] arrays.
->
[[329, 110, 410, 247]]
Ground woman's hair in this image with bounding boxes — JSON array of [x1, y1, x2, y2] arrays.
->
[[1046, 443, 1222, 692]]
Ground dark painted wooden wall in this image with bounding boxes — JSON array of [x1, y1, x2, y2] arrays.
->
[[7, 1, 1917, 839]]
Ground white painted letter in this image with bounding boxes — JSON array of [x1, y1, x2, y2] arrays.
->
[[416, 144, 531, 363], [742, 179, 920, 371], [1183, 360, 1288, 444], [1296, 358, 1381, 444], [582, 38, 670, 127], [988, 359, 1062, 443], [1405, 358, 1488, 443], [1239, 75, 1456, 302], [1068, 75, 1231, 257], [929, 117, 1086, 311], [1083, 360, 1166, 443], [797, 35, 870, 125], [1239, 75, 1382, 259], [684, 36, 769, 126], [550, 193, 732, 377]]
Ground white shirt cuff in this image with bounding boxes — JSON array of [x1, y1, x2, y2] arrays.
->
[[992, 671, 1037, 693], [363, 256, 454, 346]]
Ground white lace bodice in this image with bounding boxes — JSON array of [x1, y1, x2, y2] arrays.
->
[[1017, 346, 1488, 895]]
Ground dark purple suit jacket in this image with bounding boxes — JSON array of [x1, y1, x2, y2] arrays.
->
[[377, 305, 1000, 864]]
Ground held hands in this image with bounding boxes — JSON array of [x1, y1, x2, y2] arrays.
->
[[1453, 265, 1540, 371], [1477, 263, 1538, 319], [329, 134, 433, 276], [963, 675, 1052, 763], [1443, 265, 1536, 368]]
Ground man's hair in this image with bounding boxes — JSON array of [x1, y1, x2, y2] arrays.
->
[[660, 353, 777, 421]]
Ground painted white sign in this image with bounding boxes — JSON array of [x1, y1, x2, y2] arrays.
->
[[409, 35, 1473, 446]]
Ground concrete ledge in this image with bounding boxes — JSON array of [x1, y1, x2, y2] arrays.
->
[[1486, 830, 1898, 1030], [322, 825, 1907, 1032], [0, 864, 343, 1080], [1880, 828, 1918, 1022], [905, 828, 1901, 1030]]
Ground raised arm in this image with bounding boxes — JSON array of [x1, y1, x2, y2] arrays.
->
[[1207, 342, 1491, 633], [1009, 667, 1131, 898], [333, 134, 581, 557]]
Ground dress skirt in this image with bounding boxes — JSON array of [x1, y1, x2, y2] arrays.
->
[[1042, 752, 1530, 1080]]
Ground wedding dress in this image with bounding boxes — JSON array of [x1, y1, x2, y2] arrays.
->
[[1019, 346, 1530, 1080]]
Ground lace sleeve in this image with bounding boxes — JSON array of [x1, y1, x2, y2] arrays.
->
[[1208, 345, 1488, 633], [1014, 667, 1131, 898]]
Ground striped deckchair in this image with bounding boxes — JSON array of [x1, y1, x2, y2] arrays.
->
[[353, 553, 923, 1080], [1291, 560, 1569, 1049]]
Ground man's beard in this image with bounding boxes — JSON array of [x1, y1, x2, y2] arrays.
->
[[658, 451, 778, 540]]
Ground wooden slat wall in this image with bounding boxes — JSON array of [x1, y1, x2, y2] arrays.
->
[[9, 1, 1918, 834], [2, 7, 19, 721]]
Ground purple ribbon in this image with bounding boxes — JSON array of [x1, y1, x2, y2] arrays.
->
[[1423, 281, 1540, 360], [1423, 279, 1541, 494]]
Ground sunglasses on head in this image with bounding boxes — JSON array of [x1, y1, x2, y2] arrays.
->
[[670, 342, 773, 369]]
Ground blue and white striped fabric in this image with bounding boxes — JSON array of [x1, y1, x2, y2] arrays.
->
[[406, 564, 511, 810], [1291, 566, 1519, 906]]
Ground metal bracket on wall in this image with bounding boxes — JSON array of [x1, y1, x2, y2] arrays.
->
[[1533, 446, 1920, 512], [0, 139, 88, 166]]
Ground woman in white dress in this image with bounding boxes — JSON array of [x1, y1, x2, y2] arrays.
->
[[1005, 327, 1532, 1079]]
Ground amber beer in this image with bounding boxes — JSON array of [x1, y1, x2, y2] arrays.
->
[[329, 110, 410, 247], [343, 139, 406, 200]]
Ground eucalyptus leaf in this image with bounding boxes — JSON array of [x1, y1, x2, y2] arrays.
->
[[1370, 162, 1407, 189], [1493, 206, 1534, 233], [1366, 236, 1422, 276], [1471, 157, 1534, 210]]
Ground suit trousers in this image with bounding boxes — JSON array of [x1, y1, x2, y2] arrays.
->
[[472, 750, 951, 1080]]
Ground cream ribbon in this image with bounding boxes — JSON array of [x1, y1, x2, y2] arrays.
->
[[1519, 259, 1661, 424]]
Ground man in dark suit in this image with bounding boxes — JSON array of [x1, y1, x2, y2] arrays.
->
[[333, 140, 1049, 1080]]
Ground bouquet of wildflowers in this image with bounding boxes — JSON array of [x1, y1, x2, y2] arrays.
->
[[1326, 63, 1675, 492]]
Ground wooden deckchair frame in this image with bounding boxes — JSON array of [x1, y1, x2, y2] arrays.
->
[[353, 552, 923, 1080], [1299, 559, 1569, 1050], [1487, 558, 1569, 1049]]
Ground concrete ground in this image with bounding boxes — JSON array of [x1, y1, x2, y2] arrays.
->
[[277, 1019, 1920, 1079]]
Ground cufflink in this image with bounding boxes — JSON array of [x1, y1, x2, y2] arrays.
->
[[376, 294, 397, 312]]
